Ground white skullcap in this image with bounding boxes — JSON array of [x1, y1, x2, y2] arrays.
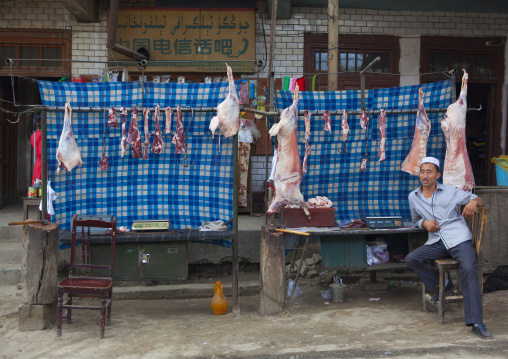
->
[[421, 157, 440, 168]]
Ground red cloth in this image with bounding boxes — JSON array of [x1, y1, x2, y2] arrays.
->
[[30, 130, 42, 186], [296, 77, 306, 91]]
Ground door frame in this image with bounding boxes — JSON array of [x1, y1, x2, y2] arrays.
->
[[420, 36, 505, 186]]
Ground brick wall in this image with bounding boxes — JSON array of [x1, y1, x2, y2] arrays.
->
[[2, 0, 507, 191], [254, 1, 508, 78], [0, 0, 108, 76]]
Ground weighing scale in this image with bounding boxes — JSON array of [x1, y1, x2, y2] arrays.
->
[[132, 219, 170, 231], [361, 216, 403, 229]]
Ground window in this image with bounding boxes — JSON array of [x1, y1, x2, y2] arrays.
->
[[0, 29, 71, 76], [304, 34, 400, 90]]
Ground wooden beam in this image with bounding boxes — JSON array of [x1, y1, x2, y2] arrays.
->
[[61, 0, 98, 23], [260, 225, 285, 315], [267, 0, 291, 19], [328, 0, 339, 91]]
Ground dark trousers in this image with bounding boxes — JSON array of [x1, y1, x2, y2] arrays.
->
[[406, 240, 483, 326]]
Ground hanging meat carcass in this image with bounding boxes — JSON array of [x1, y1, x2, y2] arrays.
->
[[360, 111, 369, 130], [164, 106, 172, 134], [152, 104, 164, 154], [99, 157, 109, 171], [360, 158, 367, 172], [267, 85, 310, 218], [378, 109, 387, 162], [120, 107, 128, 157], [322, 110, 331, 133], [209, 63, 240, 138], [127, 108, 139, 145], [303, 110, 312, 173], [171, 106, 185, 154], [56, 101, 83, 173], [342, 110, 349, 142], [143, 108, 150, 160], [130, 109, 142, 159], [239, 81, 249, 105], [107, 107, 119, 128], [441, 69, 475, 191], [401, 88, 431, 175]]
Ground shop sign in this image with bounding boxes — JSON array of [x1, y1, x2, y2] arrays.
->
[[109, 0, 255, 72]]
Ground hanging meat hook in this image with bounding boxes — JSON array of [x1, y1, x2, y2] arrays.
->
[[178, 107, 194, 168]]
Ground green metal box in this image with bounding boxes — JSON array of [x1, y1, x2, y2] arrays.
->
[[320, 235, 367, 270], [91, 241, 188, 281]]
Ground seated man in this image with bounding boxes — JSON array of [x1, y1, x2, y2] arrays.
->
[[406, 157, 492, 339]]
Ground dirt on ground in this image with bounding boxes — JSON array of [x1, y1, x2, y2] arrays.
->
[[1, 269, 508, 359]]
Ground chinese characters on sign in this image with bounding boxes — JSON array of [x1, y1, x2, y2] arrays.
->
[[110, 9, 255, 72]]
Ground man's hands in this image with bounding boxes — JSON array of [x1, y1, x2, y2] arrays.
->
[[462, 197, 483, 218], [462, 200, 478, 218], [422, 220, 440, 233]]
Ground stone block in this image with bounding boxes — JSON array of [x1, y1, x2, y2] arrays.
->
[[306, 270, 319, 279], [305, 257, 316, 266], [18, 303, 56, 331], [312, 253, 321, 264]]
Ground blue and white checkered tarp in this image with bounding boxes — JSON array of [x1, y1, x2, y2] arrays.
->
[[275, 80, 453, 222], [38, 80, 246, 232]]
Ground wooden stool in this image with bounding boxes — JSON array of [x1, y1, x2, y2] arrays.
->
[[422, 259, 462, 323], [23, 197, 42, 221]]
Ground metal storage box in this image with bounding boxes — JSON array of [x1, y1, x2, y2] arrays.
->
[[282, 207, 336, 227], [91, 241, 188, 281]]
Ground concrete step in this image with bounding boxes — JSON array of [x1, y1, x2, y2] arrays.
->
[[0, 264, 21, 285], [113, 280, 259, 300], [0, 225, 22, 244], [0, 243, 22, 264]]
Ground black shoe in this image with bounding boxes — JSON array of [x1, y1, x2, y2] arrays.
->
[[430, 281, 455, 302], [472, 324, 493, 339]]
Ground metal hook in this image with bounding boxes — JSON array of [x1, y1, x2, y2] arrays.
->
[[337, 140, 350, 154], [178, 107, 194, 168]]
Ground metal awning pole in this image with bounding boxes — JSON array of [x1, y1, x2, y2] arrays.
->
[[266, 0, 278, 225], [360, 57, 381, 111], [232, 132, 239, 311], [41, 110, 47, 220]]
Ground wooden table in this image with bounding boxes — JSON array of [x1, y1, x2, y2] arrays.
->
[[22, 197, 41, 221], [304, 226, 427, 282]]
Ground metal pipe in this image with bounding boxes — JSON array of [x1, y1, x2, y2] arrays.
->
[[360, 57, 381, 111], [451, 71, 457, 102], [107, 0, 148, 62], [24, 105, 482, 116], [232, 133, 239, 311], [5, 58, 257, 65], [41, 110, 47, 220], [266, 0, 278, 224]]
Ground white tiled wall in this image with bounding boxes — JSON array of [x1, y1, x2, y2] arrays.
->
[[2, 1, 506, 77], [253, 1, 508, 78], [0, 1, 108, 76], [251, 155, 273, 192]]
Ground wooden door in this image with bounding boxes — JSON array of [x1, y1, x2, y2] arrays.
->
[[0, 77, 18, 206]]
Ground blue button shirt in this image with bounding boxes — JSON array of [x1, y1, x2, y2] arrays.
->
[[408, 183, 477, 249]]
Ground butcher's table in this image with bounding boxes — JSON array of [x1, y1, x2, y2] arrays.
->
[[59, 229, 234, 281], [303, 226, 427, 282]]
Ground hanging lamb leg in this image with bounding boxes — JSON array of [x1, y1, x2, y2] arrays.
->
[[120, 107, 128, 157], [152, 104, 164, 154], [100, 109, 110, 171], [142, 108, 150, 160]]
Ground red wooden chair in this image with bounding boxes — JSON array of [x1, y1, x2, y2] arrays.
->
[[56, 214, 117, 338]]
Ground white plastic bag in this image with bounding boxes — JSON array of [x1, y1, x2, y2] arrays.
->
[[287, 279, 303, 297]]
